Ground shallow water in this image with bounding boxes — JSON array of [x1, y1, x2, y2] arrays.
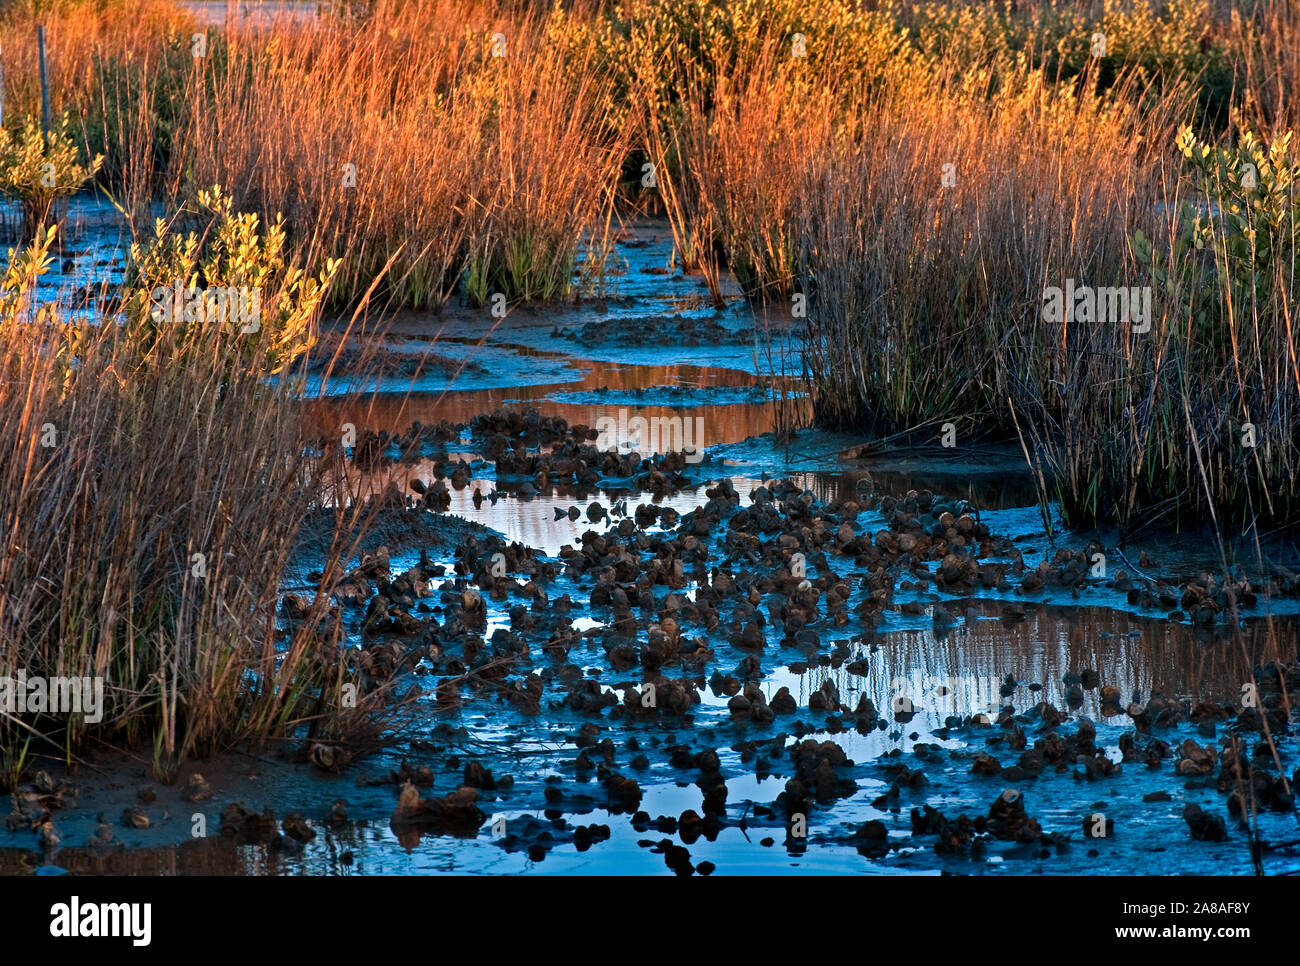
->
[[298, 227, 1299, 875], [14, 597, 1299, 876], [1, 197, 129, 315], [183, 0, 322, 27], [6, 218, 1299, 878]]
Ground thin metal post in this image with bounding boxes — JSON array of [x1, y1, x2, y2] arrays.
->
[[38, 26, 51, 138]]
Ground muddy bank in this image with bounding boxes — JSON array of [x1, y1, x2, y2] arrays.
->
[[6, 217, 1299, 878], [9, 459, 1298, 876], [293, 504, 496, 561]]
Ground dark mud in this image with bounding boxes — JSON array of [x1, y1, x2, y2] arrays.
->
[[5, 217, 1299, 877]]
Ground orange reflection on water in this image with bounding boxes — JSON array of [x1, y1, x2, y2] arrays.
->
[[303, 356, 807, 452]]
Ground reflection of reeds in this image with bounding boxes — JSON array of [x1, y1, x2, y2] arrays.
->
[[794, 602, 1292, 726], [1221, 598, 1299, 871], [0, 819, 374, 875], [307, 354, 785, 449], [793, 598, 1297, 871], [753, 306, 807, 447]]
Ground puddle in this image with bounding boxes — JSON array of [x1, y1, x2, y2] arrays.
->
[[1, 197, 130, 316], [6, 211, 1299, 878]]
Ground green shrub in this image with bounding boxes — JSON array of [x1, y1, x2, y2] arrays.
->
[[0, 113, 103, 239], [1135, 126, 1298, 341], [124, 186, 339, 376]]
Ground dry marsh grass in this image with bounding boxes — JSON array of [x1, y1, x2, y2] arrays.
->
[[173, 2, 629, 311], [0, 213, 386, 781], [799, 65, 1180, 427]]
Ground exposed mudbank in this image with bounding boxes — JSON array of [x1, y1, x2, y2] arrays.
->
[[6, 223, 1299, 878]]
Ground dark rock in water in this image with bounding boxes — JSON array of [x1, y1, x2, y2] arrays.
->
[[282, 812, 316, 842], [727, 694, 752, 715], [695, 748, 721, 773], [1099, 685, 1123, 712], [1007, 724, 1027, 751], [972, 752, 1001, 776], [184, 773, 212, 802], [932, 604, 957, 627], [677, 809, 703, 844], [281, 593, 310, 620], [852, 694, 878, 728], [750, 699, 775, 725], [1143, 791, 1171, 803], [654, 839, 694, 876], [463, 760, 497, 789], [911, 805, 942, 835], [986, 788, 1042, 843], [770, 687, 797, 715], [393, 760, 435, 789], [853, 819, 889, 857], [808, 680, 840, 712], [1183, 803, 1226, 842], [121, 806, 150, 830], [1175, 739, 1217, 776], [1074, 718, 1097, 752], [390, 782, 486, 836], [910, 804, 976, 855], [326, 800, 350, 826], [888, 764, 928, 789], [572, 823, 611, 852], [88, 820, 114, 849], [702, 782, 728, 816], [308, 742, 351, 774], [220, 803, 278, 842], [777, 740, 857, 810], [604, 774, 642, 811]]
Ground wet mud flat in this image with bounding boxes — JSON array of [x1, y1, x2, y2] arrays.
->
[[10, 456, 1299, 876], [6, 224, 1300, 877]]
